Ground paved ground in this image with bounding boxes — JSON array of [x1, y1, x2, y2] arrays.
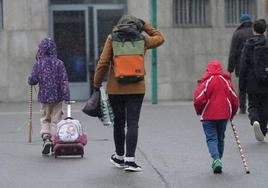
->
[[0, 101, 268, 188]]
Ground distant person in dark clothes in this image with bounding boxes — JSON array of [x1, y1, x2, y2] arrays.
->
[[240, 19, 268, 142], [228, 14, 253, 114]]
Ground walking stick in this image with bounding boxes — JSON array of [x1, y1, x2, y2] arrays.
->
[[230, 120, 250, 174], [28, 85, 33, 143]]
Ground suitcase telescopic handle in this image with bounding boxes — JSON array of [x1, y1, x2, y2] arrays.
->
[[65, 101, 75, 105], [65, 101, 75, 118]]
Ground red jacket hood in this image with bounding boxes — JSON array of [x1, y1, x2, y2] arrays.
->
[[201, 60, 231, 82]]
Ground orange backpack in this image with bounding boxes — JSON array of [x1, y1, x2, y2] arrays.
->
[[112, 32, 145, 83]]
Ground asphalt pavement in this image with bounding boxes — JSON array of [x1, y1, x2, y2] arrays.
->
[[0, 101, 267, 188]]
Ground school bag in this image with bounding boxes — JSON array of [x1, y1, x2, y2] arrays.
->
[[56, 119, 82, 142], [253, 43, 268, 82], [99, 87, 114, 126], [53, 101, 87, 158], [112, 30, 145, 83]]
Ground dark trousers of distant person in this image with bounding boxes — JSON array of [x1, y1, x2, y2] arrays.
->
[[248, 93, 268, 136], [239, 89, 247, 113]]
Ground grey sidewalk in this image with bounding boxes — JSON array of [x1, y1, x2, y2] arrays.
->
[[0, 101, 267, 188]]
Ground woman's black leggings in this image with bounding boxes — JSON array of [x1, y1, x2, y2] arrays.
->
[[109, 94, 144, 157]]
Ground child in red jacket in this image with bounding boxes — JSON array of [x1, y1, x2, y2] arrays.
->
[[194, 60, 239, 173]]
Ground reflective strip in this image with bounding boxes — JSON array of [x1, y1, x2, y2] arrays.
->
[[196, 89, 206, 99], [200, 99, 209, 120], [197, 76, 214, 120], [219, 75, 237, 97], [227, 98, 232, 119], [196, 76, 214, 99], [220, 75, 236, 118]]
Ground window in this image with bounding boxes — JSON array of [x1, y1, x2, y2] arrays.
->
[[174, 0, 210, 27], [225, 0, 256, 25], [0, 0, 3, 30]]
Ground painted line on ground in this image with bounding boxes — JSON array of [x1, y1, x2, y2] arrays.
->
[[0, 110, 81, 116]]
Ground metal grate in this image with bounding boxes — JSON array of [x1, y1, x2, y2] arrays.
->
[[174, 0, 210, 27], [50, 0, 126, 4], [225, 0, 256, 25]]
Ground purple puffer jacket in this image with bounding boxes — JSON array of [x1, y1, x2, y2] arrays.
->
[[28, 38, 70, 103]]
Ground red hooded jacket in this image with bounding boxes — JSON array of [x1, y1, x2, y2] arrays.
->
[[194, 60, 239, 121]]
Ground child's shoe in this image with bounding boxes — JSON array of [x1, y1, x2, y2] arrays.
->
[[253, 121, 264, 141], [110, 154, 126, 168], [212, 159, 222, 174], [42, 134, 52, 155], [124, 161, 142, 172]]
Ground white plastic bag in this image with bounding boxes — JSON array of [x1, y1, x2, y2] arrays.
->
[[99, 87, 114, 126]]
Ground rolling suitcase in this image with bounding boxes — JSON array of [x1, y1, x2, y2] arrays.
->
[[52, 101, 87, 158]]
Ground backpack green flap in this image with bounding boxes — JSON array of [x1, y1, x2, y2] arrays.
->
[[112, 40, 145, 56]]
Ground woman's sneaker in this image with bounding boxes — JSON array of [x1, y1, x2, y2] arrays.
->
[[110, 154, 126, 168], [253, 121, 264, 141], [124, 161, 142, 172], [212, 159, 222, 174]]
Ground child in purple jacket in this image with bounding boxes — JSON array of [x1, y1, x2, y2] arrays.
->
[[28, 37, 70, 155]]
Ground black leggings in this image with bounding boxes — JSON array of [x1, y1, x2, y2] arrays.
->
[[109, 94, 144, 157]]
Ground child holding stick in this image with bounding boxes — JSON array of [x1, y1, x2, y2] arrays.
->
[[28, 37, 70, 155]]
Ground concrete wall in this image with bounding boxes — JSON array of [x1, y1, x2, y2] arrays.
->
[[0, 0, 49, 102], [0, 0, 267, 102]]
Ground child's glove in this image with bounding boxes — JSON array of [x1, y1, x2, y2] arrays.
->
[[28, 75, 38, 85]]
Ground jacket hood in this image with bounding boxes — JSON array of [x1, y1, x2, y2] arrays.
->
[[236, 21, 252, 31], [117, 15, 143, 31], [245, 35, 266, 47], [113, 23, 140, 34], [113, 15, 143, 34], [201, 60, 231, 81], [36, 38, 57, 61]]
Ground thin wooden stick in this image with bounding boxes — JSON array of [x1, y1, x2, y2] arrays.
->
[[28, 85, 33, 143], [230, 120, 250, 174]]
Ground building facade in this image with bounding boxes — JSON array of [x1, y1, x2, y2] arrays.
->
[[0, 0, 267, 102]]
